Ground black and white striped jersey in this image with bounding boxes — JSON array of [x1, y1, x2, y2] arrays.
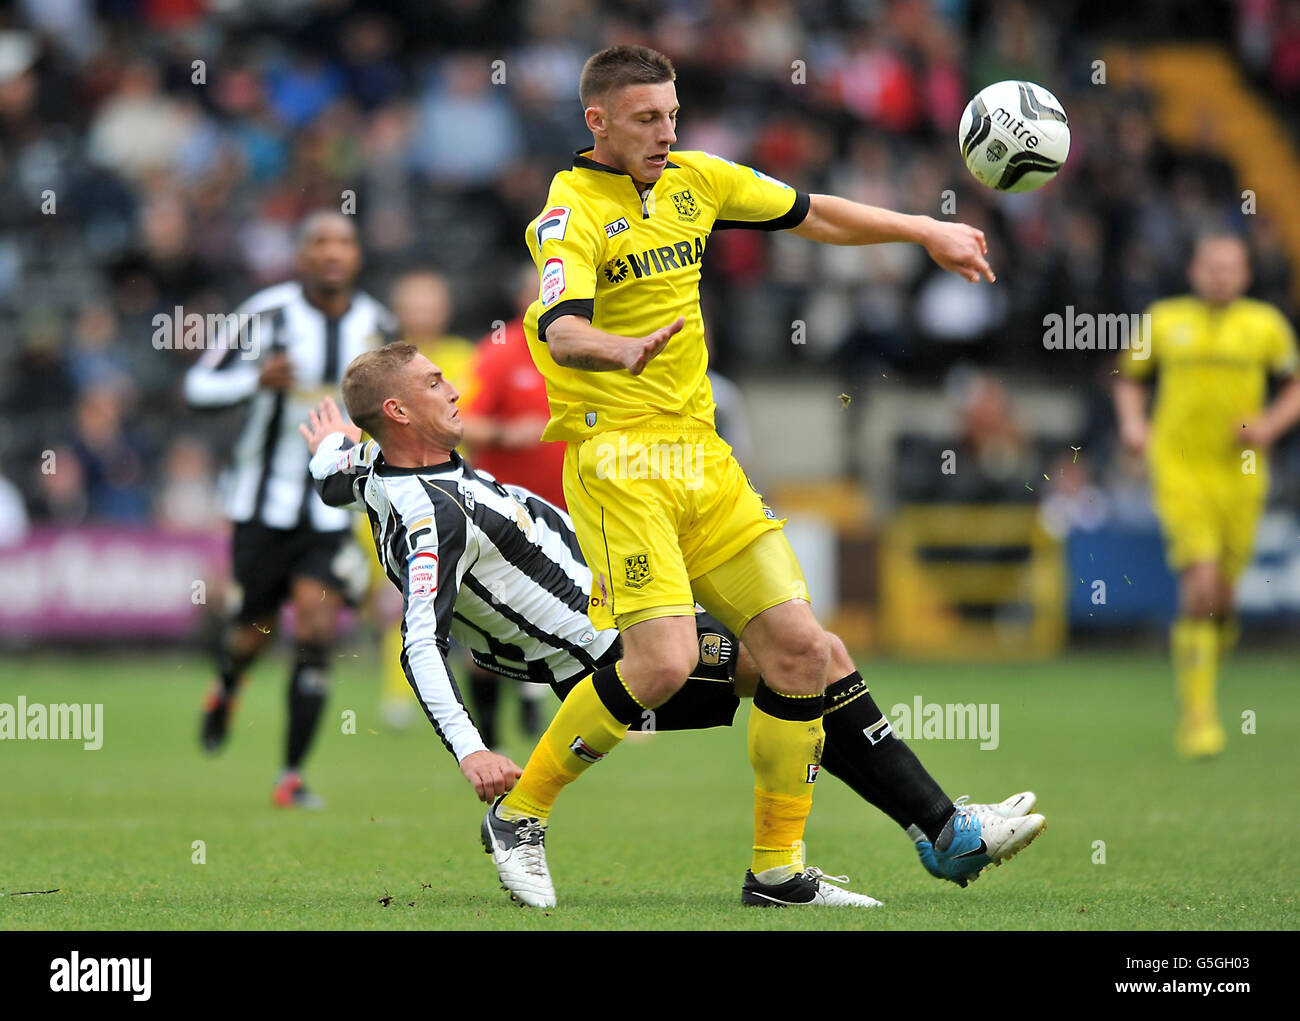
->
[[184, 281, 395, 532], [309, 432, 619, 760]]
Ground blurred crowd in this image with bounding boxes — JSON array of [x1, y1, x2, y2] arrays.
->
[[1, 0, 1298, 532]]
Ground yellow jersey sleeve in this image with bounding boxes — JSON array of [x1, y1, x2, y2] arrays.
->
[[1264, 305, 1300, 377], [697, 152, 810, 230], [526, 193, 602, 341], [1119, 301, 1164, 379]]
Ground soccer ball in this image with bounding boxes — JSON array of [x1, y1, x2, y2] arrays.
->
[[958, 80, 1070, 193]]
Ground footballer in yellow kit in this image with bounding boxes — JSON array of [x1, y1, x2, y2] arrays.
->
[[523, 146, 807, 633], [484, 43, 997, 909], [1116, 233, 1300, 758]]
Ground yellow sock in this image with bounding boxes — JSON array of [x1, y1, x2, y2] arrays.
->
[[1172, 616, 1218, 720], [748, 683, 825, 878], [497, 667, 636, 822]]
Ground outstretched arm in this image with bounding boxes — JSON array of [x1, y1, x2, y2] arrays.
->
[[792, 194, 995, 284], [400, 514, 523, 801], [544, 315, 684, 374], [303, 397, 369, 509]]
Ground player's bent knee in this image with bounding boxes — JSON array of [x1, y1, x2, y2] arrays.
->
[[1181, 574, 1219, 619], [620, 640, 697, 707], [763, 625, 830, 695], [824, 631, 854, 678], [630, 656, 696, 706]]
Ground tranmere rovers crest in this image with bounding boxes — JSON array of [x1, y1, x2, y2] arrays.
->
[[670, 189, 700, 223], [623, 552, 653, 589]]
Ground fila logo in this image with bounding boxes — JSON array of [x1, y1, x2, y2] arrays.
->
[[569, 736, 605, 764], [604, 216, 630, 238], [806, 763, 820, 783], [863, 717, 893, 746], [536, 206, 571, 247]]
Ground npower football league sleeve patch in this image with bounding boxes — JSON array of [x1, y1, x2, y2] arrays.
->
[[541, 258, 566, 307]]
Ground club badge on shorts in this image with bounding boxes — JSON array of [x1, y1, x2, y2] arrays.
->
[[698, 632, 733, 667], [623, 552, 652, 589]]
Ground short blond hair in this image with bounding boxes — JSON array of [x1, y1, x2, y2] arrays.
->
[[341, 343, 419, 440]]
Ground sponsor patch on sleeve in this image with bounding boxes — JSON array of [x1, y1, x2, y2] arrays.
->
[[536, 206, 571, 247], [408, 551, 438, 598], [540, 258, 566, 307]]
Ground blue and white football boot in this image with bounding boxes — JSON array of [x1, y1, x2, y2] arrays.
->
[[910, 792, 1043, 887]]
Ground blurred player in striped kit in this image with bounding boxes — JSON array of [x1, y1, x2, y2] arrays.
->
[[186, 212, 391, 806]]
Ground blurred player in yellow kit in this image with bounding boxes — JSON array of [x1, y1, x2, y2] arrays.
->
[[1116, 233, 1300, 757]]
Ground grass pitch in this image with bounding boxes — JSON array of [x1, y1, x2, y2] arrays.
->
[[1, 647, 1296, 930]]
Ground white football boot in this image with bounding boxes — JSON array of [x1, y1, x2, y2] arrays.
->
[[481, 800, 557, 908]]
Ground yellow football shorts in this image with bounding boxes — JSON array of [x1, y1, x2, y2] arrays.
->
[[1150, 455, 1266, 580], [565, 417, 808, 637]]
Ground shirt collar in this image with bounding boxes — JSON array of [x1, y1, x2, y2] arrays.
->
[[571, 147, 679, 179], [373, 449, 461, 476]]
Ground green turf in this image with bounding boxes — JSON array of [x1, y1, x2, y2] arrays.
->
[[0, 647, 1296, 930]]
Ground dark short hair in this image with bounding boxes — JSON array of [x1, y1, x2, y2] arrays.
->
[[579, 45, 676, 108], [297, 209, 357, 250], [341, 342, 420, 440]]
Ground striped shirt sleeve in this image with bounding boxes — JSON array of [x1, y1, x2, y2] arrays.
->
[[400, 492, 487, 761], [308, 433, 375, 510]]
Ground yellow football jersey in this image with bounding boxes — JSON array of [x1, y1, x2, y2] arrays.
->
[[1120, 296, 1298, 464], [523, 148, 808, 442]]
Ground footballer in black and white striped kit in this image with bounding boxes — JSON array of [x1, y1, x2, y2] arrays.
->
[[185, 211, 395, 808], [309, 434, 618, 758], [307, 425, 743, 765]]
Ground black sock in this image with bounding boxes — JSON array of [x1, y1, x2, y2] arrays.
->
[[469, 668, 501, 749], [819, 671, 954, 842], [216, 631, 256, 699], [590, 663, 644, 726], [286, 642, 329, 772]]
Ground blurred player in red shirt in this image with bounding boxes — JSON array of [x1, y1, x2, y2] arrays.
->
[[460, 266, 566, 508]]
